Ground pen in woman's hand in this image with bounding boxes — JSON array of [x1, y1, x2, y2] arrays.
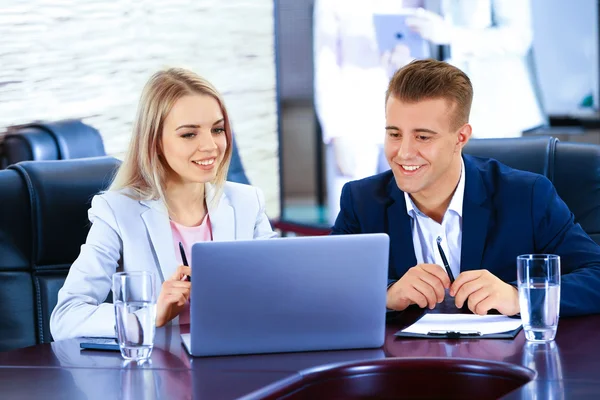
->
[[178, 242, 191, 282]]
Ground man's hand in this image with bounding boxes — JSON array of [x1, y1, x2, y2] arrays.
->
[[450, 270, 519, 316], [387, 264, 451, 311], [156, 265, 191, 327]]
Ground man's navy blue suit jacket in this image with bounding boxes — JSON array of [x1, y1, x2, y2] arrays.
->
[[332, 154, 600, 317]]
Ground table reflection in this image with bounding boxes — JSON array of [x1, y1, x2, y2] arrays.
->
[[120, 361, 160, 400], [387, 335, 524, 362], [521, 341, 564, 400], [50, 340, 193, 400]]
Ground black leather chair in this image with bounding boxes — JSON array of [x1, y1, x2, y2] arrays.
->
[[552, 142, 600, 244], [0, 168, 36, 351], [0, 157, 119, 351], [464, 136, 558, 180], [1, 120, 106, 169], [464, 137, 600, 245]]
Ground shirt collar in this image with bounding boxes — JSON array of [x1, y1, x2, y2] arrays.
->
[[404, 157, 466, 218]]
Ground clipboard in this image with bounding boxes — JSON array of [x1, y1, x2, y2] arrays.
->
[[395, 326, 523, 340], [394, 313, 523, 340]]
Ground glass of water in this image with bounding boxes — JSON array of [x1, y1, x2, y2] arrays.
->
[[517, 254, 561, 342], [112, 271, 157, 362]]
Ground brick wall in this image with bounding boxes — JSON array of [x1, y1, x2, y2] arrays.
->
[[0, 0, 280, 217]]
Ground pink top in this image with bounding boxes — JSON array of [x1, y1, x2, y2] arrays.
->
[[170, 214, 213, 325]]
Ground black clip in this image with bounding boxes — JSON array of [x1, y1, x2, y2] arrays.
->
[[428, 330, 481, 338]]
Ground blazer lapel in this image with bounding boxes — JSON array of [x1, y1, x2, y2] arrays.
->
[[140, 199, 178, 282], [386, 180, 417, 279], [460, 155, 492, 272], [206, 183, 235, 241]]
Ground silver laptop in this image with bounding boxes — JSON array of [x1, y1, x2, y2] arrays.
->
[[181, 233, 389, 357]]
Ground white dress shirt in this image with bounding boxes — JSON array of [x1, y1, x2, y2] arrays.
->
[[405, 159, 465, 279]]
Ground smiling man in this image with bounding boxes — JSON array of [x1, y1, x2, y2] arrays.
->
[[331, 59, 600, 317]]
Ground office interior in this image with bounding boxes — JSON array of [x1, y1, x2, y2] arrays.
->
[[1, 0, 600, 398]]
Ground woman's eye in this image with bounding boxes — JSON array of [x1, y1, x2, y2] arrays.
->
[[418, 135, 431, 141], [181, 133, 196, 139], [212, 127, 225, 134]]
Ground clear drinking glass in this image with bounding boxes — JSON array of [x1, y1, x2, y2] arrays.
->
[[112, 271, 157, 362], [517, 254, 561, 342]]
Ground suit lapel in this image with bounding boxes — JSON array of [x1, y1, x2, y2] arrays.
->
[[460, 156, 491, 272], [140, 199, 178, 282], [206, 183, 235, 241], [386, 180, 417, 279]]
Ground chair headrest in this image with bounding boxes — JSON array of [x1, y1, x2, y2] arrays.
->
[[3, 127, 59, 164], [9, 157, 120, 267], [464, 136, 558, 180], [12, 120, 106, 160]]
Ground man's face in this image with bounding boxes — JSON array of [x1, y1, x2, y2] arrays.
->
[[384, 96, 470, 198]]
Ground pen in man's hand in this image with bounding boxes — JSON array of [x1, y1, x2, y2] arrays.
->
[[436, 236, 455, 284], [178, 242, 191, 282]]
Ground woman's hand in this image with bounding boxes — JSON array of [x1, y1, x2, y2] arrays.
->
[[156, 265, 191, 327]]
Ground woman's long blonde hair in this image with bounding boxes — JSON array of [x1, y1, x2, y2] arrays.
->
[[110, 68, 233, 203]]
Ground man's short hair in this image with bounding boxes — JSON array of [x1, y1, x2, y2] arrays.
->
[[386, 59, 473, 130]]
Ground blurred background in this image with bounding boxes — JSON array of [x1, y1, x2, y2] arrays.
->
[[1, 0, 599, 228]]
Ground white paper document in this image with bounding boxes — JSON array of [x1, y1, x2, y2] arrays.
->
[[401, 314, 523, 336]]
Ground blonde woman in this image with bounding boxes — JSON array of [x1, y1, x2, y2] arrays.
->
[[50, 68, 277, 340]]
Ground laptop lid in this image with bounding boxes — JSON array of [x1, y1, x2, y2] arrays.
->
[[183, 233, 389, 357]]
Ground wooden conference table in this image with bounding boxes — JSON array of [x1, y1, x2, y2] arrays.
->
[[0, 308, 598, 399]]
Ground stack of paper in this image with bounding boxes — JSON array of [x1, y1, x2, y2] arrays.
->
[[400, 314, 522, 336]]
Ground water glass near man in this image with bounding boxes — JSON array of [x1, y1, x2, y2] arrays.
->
[[517, 255, 561, 342]]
